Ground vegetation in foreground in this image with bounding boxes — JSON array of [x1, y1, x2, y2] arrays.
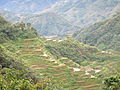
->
[[0, 16, 120, 90]]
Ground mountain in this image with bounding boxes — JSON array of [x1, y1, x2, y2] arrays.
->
[[73, 14, 120, 52], [1, 0, 120, 37], [0, 14, 120, 90], [0, 16, 37, 43], [3, 36, 120, 89], [0, 9, 23, 22], [0, 0, 58, 13], [0, 0, 120, 89], [0, 9, 80, 37], [24, 12, 79, 37], [0, 16, 62, 89], [47, 0, 120, 27]]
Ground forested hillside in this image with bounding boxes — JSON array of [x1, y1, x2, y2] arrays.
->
[[0, 16, 39, 89], [73, 14, 120, 52], [45, 38, 119, 65], [0, 16, 61, 90], [0, 16, 37, 43]]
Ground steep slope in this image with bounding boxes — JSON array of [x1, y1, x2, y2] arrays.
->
[[73, 14, 120, 52], [0, 0, 120, 38], [0, 16, 62, 90], [47, 0, 120, 27], [24, 12, 79, 37], [0, 0, 58, 13], [3, 37, 120, 90], [0, 15, 119, 89], [0, 16, 37, 43], [45, 38, 119, 64], [0, 45, 38, 89]]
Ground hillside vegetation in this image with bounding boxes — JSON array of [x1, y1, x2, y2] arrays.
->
[[3, 37, 120, 90], [0, 16, 37, 43], [0, 16, 120, 90], [45, 38, 120, 65], [0, 45, 38, 89], [73, 14, 120, 52], [0, 16, 62, 90]]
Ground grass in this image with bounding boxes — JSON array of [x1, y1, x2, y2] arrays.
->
[[2, 37, 120, 90]]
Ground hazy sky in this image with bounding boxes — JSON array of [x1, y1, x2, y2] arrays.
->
[[0, 0, 10, 5]]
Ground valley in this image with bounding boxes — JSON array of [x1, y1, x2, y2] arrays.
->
[[2, 37, 120, 90], [0, 0, 120, 90]]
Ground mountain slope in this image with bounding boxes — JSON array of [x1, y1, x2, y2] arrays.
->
[[0, 44, 38, 89], [0, 16, 37, 43], [0, 0, 58, 13], [73, 14, 120, 52], [47, 0, 120, 27], [3, 37, 120, 90], [0, 15, 120, 89], [45, 38, 120, 65], [24, 12, 79, 37]]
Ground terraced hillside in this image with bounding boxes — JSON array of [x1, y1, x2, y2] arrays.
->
[[3, 38, 120, 90], [0, 44, 40, 89], [0, 15, 120, 90]]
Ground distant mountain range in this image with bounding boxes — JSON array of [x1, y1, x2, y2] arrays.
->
[[0, 0, 58, 13], [0, 0, 120, 37], [47, 0, 120, 27], [24, 12, 80, 37]]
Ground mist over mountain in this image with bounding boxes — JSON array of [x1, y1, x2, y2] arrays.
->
[[0, 0, 58, 13], [47, 0, 120, 27], [24, 12, 79, 37], [0, 0, 120, 36]]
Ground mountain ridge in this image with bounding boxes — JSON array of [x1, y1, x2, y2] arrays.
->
[[0, 0, 58, 13], [73, 13, 120, 52]]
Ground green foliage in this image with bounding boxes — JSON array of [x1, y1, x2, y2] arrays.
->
[[0, 16, 37, 43], [103, 76, 120, 90], [45, 38, 117, 65], [0, 68, 35, 90], [0, 41, 62, 90], [73, 14, 120, 52], [0, 45, 37, 90], [2, 37, 120, 90]]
